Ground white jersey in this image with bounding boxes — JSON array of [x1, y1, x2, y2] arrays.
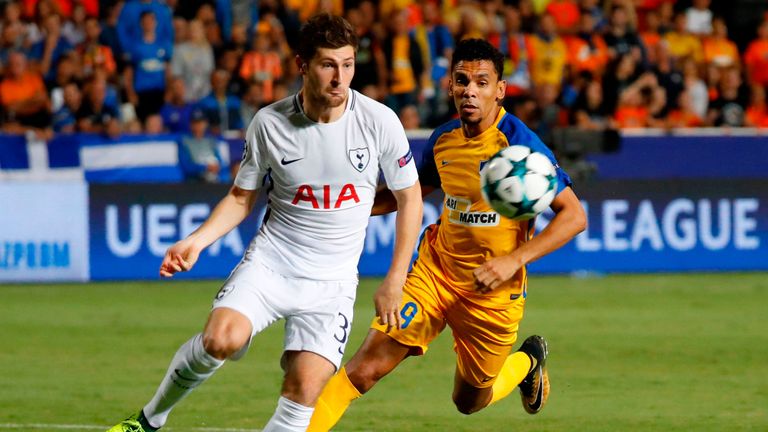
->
[[235, 89, 418, 281]]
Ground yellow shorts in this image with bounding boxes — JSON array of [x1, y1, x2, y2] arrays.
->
[[370, 260, 526, 388]]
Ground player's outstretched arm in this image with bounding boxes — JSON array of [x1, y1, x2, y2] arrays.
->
[[374, 182, 423, 331], [159, 185, 259, 277], [474, 187, 586, 292]]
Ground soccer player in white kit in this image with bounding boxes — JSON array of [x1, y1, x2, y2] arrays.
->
[[107, 13, 423, 432]]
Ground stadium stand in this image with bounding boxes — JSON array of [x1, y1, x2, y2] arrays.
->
[[1, 0, 768, 182], [2, 0, 768, 283]]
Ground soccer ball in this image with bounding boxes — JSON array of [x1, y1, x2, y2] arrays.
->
[[480, 145, 558, 220]]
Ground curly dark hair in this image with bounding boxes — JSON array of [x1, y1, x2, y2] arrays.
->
[[297, 13, 359, 62], [450, 38, 505, 80]]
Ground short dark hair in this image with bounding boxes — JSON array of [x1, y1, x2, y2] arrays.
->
[[296, 13, 358, 62], [451, 39, 504, 80]]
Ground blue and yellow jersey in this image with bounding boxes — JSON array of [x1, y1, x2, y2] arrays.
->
[[416, 108, 572, 309]]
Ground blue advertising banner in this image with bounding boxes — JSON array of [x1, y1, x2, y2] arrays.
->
[[531, 179, 767, 273], [88, 179, 767, 280], [89, 184, 265, 280], [362, 179, 768, 275]]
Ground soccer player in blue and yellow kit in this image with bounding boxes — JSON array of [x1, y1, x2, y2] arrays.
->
[[308, 39, 587, 430]]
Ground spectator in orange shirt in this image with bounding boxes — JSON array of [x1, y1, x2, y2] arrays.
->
[[239, 33, 283, 105], [743, 21, 768, 88], [667, 89, 704, 128], [614, 72, 665, 128], [545, 0, 580, 35], [0, 50, 50, 131], [745, 84, 768, 128], [78, 16, 116, 78], [703, 17, 739, 69], [22, 0, 98, 19], [23, 0, 66, 19], [614, 88, 649, 128], [636, 0, 670, 30], [565, 12, 608, 77]]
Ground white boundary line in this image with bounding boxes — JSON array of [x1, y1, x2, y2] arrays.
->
[[0, 424, 260, 432]]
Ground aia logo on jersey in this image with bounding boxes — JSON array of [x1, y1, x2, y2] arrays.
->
[[348, 148, 370, 172], [292, 184, 360, 209]]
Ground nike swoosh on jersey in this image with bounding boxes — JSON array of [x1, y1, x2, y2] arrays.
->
[[441, 160, 451, 165], [281, 157, 304, 165]]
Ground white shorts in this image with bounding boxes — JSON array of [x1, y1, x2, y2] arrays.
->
[[212, 257, 356, 369]]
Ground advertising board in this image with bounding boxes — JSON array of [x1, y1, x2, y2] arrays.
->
[[0, 182, 89, 281]]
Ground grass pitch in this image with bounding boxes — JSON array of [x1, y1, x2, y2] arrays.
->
[[1, 273, 767, 431]]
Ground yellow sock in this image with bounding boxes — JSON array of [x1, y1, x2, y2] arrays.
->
[[489, 352, 534, 405], [308, 367, 362, 432]]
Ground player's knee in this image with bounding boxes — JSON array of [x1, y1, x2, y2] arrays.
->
[[281, 373, 327, 406], [452, 397, 483, 415], [202, 332, 246, 360], [280, 380, 311, 405], [452, 387, 489, 415]]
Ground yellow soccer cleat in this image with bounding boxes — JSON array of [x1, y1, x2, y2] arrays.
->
[[106, 412, 155, 432], [517, 335, 550, 414]]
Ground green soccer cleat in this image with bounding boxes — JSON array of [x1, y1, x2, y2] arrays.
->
[[106, 412, 156, 432], [517, 335, 550, 415]]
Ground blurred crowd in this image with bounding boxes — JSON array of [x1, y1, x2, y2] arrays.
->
[[1, 0, 768, 145]]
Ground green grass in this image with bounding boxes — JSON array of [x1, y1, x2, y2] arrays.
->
[[1, 274, 767, 431]]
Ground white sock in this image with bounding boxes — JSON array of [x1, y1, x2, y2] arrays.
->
[[142, 333, 224, 428], [262, 396, 315, 432]]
